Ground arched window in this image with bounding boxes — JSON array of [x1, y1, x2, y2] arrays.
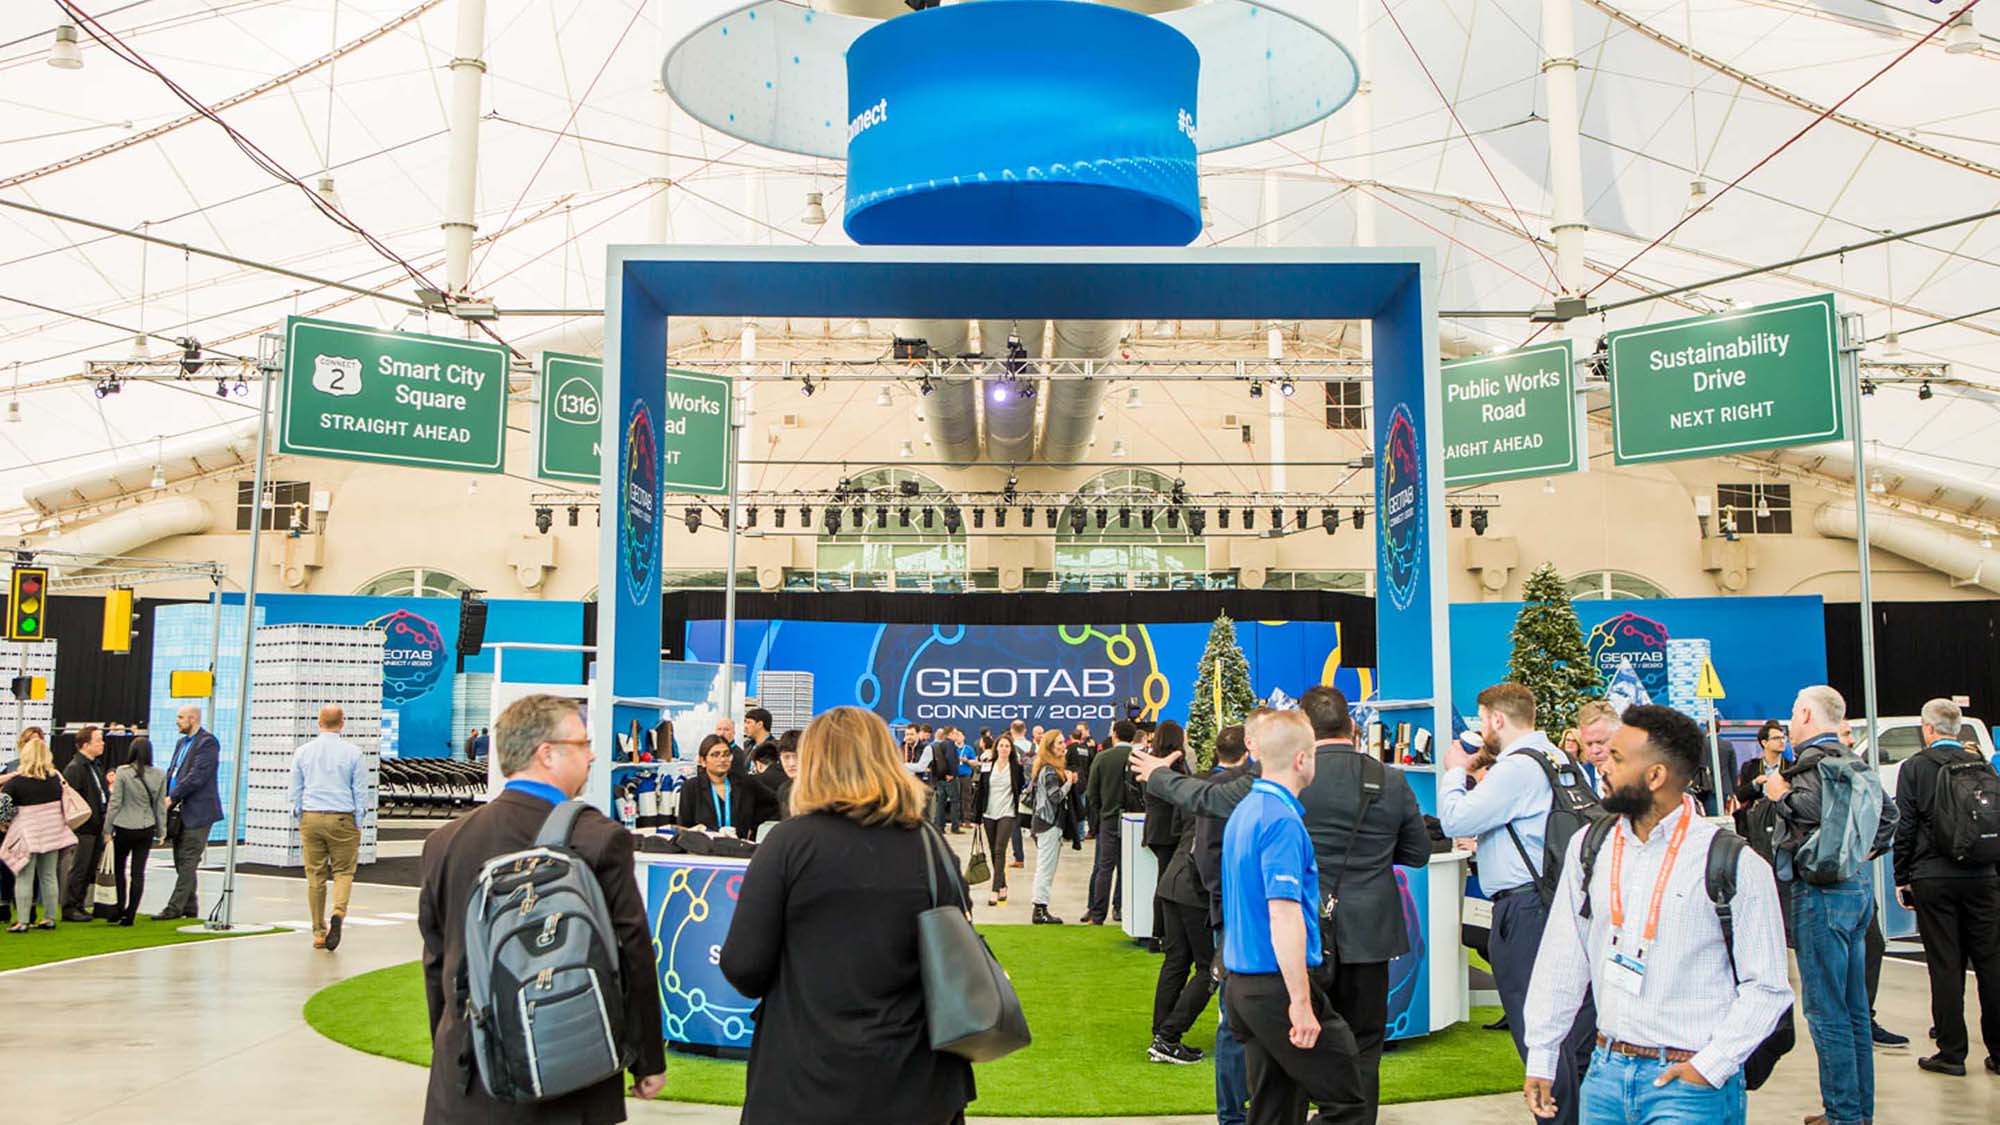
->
[[354, 567, 472, 598], [1564, 570, 1669, 601], [1055, 468, 1208, 589], [815, 467, 968, 590]]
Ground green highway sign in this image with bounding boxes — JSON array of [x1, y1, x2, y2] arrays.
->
[[537, 352, 602, 482], [1608, 293, 1842, 465], [1441, 340, 1578, 485], [661, 368, 733, 495], [280, 316, 508, 472]]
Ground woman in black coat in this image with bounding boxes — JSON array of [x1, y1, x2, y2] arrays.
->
[[678, 735, 775, 837], [970, 733, 1027, 906], [720, 707, 975, 1125]]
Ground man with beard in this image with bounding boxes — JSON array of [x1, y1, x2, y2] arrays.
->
[[1523, 705, 1791, 1125]]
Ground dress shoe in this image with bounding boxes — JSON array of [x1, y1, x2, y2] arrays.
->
[[1871, 1020, 1909, 1047], [1008, 860, 1024, 869], [116, 916, 135, 927], [61, 909, 94, 923], [1803, 1116, 1872, 1124], [1484, 1014, 1512, 1032], [324, 912, 344, 951], [1918, 1054, 1967, 1076]]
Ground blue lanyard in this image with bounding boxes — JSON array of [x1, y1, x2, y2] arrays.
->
[[715, 779, 732, 830]]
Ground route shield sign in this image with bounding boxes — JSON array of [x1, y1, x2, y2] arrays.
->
[[660, 368, 733, 495], [537, 352, 602, 482], [1608, 294, 1842, 465], [1441, 340, 1578, 485], [280, 316, 508, 472]]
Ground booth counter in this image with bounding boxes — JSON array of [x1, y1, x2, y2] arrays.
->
[[638, 851, 756, 1055]]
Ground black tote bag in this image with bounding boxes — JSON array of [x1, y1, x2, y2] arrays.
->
[[916, 823, 1032, 1062]]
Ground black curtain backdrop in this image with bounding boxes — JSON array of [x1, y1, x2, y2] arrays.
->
[[0, 593, 197, 729], [653, 589, 1379, 666], [1824, 600, 2000, 719]]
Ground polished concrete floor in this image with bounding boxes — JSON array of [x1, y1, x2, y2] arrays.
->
[[0, 827, 1993, 1123]]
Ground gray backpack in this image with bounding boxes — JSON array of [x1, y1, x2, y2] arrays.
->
[[1792, 753, 1883, 886], [462, 800, 628, 1103]]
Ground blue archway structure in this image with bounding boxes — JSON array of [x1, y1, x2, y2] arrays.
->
[[592, 246, 1451, 811]]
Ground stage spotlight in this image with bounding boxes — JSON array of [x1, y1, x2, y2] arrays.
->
[[684, 507, 702, 532], [1218, 507, 1231, 530], [1279, 380, 1296, 397], [774, 506, 786, 529], [1003, 475, 1019, 504], [972, 508, 984, 529], [899, 478, 921, 497], [1171, 477, 1187, 505], [1048, 507, 1061, 529], [1450, 506, 1463, 529], [801, 376, 816, 397], [567, 506, 580, 527], [1861, 379, 1877, 396], [1351, 507, 1367, 530], [1919, 380, 1934, 401], [1119, 506, 1131, 529], [823, 507, 841, 534], [1095, 507, 1108, 530], [899, 506, 912, 527], [1188, 509, 1206, 536], [923, 507, 935, 530], [1166, 508, 1180, 529], [1143, 508, 1155, 530], [995, 507, 1007, 528], [1069, 508, 1087, 534], [919, 372, 934, 396], [1296, 508, 1308, 531], [1322, 508, 1337, 535], [534, 507, 553, 535], [214, 377, 230, 398], [1271, 505, 1284, 530], [1243, 508, 1255, 530], [1470, 507, 1490, 536], [745, 506, 759, 528], [875, 505, 888, 528], [800, 504, 812, 527], [852, 504, 865, 527], [1249, 381, 1263, 399], [945, 506, 963, 534], [1021, 378, 1037, 400], [991, 381, 1011, 405]]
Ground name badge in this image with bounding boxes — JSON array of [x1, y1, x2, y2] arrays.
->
[[1606, 948, 1647, 997]]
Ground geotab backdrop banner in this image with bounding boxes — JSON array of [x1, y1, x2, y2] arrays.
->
[[1448, 595, 1827, 723], [683, 619, 1370, 730]]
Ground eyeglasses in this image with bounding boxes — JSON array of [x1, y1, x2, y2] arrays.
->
[[543, 738, 592, 750]]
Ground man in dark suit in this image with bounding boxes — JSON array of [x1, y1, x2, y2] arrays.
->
[[418, 693, 665, 1123], [157, 705, 222, 920], [59, 725, 111, 921], [1136, 686, 1431, 1124]]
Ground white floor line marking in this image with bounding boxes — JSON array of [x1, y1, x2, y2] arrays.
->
[[0, 928, 293, 978]]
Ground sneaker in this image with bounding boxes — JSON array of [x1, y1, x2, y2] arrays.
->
[[1918, 1054, 1967, 1076], [324, 913, 344, 952], [1148, 1037, 1204, 1065], [1872, 1021, 1910, 1047]]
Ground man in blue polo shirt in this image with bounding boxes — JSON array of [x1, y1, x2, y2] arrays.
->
[[1221, 708, 1367, 1125]]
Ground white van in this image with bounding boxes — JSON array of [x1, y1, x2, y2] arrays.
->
[[1849, 715, 1996, 797]]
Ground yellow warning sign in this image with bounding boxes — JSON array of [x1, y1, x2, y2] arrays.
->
[[1696, 659, 1727, 701]]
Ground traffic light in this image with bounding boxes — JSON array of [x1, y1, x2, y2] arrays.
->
[[7, 566, 48, 642]]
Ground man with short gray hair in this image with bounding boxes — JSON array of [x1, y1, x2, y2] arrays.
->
[[1892, 696, 2000, 1077], [418, 694, 665, 1120], [291, 704, 368, 950], [157, 704, 222, 921]]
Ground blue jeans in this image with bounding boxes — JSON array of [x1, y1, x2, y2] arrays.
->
[[1793, 879, 1874, 1125], [1579, 1047, 1746, 1125], [1214, 929, 1248, 1125]]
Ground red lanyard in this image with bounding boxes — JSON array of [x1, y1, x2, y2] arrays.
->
[[1607, 796, 1695, 950]]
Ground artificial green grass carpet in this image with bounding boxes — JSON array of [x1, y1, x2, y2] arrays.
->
[[306, 925, 1523, 1116], [0, 916, 273, 973]]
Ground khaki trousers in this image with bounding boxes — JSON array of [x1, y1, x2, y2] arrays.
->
[[299, 812, 361, 935]]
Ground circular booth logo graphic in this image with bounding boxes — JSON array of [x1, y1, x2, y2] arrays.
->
[[621, 402, 661, 606], [365, 608, 448, 705], [1587, 611, 1672, 702], [1380, 403, 1425, 612]]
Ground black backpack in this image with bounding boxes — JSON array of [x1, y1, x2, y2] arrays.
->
[[929, 741, 957, 787], [1924, 744, 2000, 865], [1504, 746, 1613, 905], [1576, 819, 1795, 1090]]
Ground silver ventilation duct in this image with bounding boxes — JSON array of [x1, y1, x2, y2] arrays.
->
[[897, 319, 981, 465], [979, 319, 1041, 464], [1041, 320, 1121, 463], [1814, 503, 2000, 595]]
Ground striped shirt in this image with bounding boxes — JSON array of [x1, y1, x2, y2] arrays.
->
[[1522, 802, 1793, 1087]]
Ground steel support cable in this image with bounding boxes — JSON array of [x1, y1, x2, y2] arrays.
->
[[1378, 0, 1560, 291], [0, 0, 446, 191], [1579, 0, 1991, 299]]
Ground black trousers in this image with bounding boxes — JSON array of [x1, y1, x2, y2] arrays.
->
[[1911, 876, 2000, 1064], [1224, 971, 1368, 1125], [1149, 843, 1176, 942], [1867, 907, 1885, 1012], [61, 830, 104, 914], [1087, 815, 1122, 922], [981, 816, 1014, 893], [112, 826, 154, 922], [1321, 955, 1390, 1125], [1155, 899, 1217, 1040], [1491, 889, 1595, 1125]]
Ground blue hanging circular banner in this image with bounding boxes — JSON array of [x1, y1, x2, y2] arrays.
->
[[842, 0, 1200, 246]]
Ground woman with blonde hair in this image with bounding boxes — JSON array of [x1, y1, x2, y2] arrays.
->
[[1027, 729, 1074, 925], [2, 735, 78, 931], [721, 707, 975, 1124]]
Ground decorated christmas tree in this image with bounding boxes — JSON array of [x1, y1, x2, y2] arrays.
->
[[1506, 563, 1603, 734], [1188, 613, 1258, 770]]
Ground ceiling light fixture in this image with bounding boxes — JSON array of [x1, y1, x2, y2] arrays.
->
[[1918, 380, 1934, 401], [802, 190, 827, 225], [1249, 381, 1263, 399], [899, 439, 913, 459], [1945, 14, 1979, 54], [875, 385, 893, 407], [1278, 380, 1296, 398], [801, 376, 816, 397], [314, 175, 341, 211], [48, 24, 83, 70], [1110, 438, 1127, 458], [1125, 386, 1142, 409], [1869, 469, 1887, 495]]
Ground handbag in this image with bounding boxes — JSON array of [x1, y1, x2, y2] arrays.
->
[[0, 791, 15, 833], [915, 824, 1032, 1062], [60, 777, 91, 830], [164, 805, 184, 844], [963, 821, 991, 887], [92, 838, 119, 915]]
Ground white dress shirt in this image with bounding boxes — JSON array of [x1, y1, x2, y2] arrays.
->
[[1523, 800, 1793, 1087], [1437, 730, 1572, 894]]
